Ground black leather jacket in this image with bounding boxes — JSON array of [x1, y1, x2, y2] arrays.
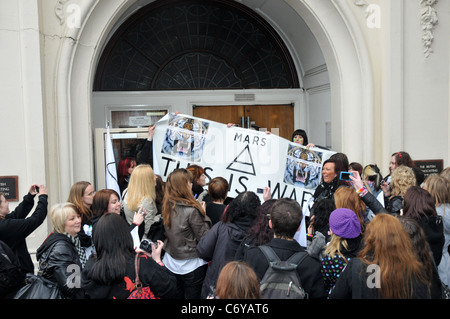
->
[[360, 191, 403, 216], [36, 233, 85, 299]]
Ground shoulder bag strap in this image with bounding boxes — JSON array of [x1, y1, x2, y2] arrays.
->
[[134, 253, 142, 289], [286, 251, 308, 266], [258, 245, 280, 263]]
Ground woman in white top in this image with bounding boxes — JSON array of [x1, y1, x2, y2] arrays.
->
[[161, 168, 211, 299]]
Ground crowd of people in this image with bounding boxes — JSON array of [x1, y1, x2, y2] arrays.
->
[[0, 126, 449, 300]]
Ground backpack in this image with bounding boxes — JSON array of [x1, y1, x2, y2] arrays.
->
[[258, 245, 308, 299], [0, 241, 25, 297]]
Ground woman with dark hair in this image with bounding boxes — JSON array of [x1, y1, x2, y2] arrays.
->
[[197, 191, 261, 298], [307, 198, 336, 259], [91, 189, 144, 240], [234, 199, 276, 260], [309, 153, 349, 216], [383, 151, 415, 186], [162, 168, 211, 299], [205, 176, 229, 225], [291, 129, 309, 146], [403, 186, 445, 266], [186, 164, 208, 201], [81, 213, 177, 299]]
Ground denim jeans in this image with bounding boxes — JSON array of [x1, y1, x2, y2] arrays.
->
[[174, 264, 207, 299]]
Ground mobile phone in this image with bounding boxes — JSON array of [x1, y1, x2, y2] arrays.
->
[[257, 188, 264, 194], [339, 171, 353, 181], [35, 186, 40, 193]]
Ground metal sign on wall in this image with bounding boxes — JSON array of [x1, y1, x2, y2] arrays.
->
[[0, 176, 19, 201]]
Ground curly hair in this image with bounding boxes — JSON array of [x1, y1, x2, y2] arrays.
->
[[390, 165, 416, 198], [222, 191, 260, 223]]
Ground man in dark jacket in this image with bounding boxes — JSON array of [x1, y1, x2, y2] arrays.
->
[[0, 185, 48, 275], [243, 198, 327, 299]]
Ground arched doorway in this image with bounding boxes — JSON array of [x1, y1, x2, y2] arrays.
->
[[93, 0, 300, 143], [53, 0, 373, 199]]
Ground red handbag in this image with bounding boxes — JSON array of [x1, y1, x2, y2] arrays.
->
[[127, 253, 159, 299]]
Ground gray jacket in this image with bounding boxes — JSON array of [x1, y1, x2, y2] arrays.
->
[[163, 202, 211, 260]]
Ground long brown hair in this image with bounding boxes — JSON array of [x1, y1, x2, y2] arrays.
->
[[334, 187, 366, 227], [162, 169, 205, 229], [358, 214, 429, 298], [403, 186, 437, 220], [216, 261, 261, 299], [67, 181, 93, 220]]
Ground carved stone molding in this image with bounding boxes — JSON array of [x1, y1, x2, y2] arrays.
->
[[353, 0, 370, 18], [55, 0, 70, 25], [420, 0, 439, 57]]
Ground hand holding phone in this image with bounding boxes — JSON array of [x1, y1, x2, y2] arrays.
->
[[339, 171, 353, 181]]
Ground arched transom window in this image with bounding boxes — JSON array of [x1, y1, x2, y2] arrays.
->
[[94, 0, 299, 90]]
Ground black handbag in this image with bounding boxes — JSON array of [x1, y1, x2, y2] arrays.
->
[[14, 273, 62, 299], [14, 243, 63, 299]]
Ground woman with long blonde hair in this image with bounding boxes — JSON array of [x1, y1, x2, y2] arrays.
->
[[162, 168, 211, 299], [321, 208, 362, 294], [423, 174, 450, 286], [330, 213, 431, 299], [122, 164, 159, 239]]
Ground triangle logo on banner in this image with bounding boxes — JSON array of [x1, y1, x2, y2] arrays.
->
[[226, 145, 256, 176]]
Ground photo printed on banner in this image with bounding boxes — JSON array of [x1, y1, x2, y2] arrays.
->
[[284, 144, 323, 190], [161, 115, 210, 162]]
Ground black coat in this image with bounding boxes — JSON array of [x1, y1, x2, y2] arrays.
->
[[36, 233, 85, 299], [81, 252, 178, 299], [0, 193, 48, 274], [197, 215, 255, 298], [243, 238, 328, 299], [329, 258, 431, 299]]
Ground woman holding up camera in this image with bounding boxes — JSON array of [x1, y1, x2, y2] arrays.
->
[[81, 213, 177, 299], [0, 184, 48, 276]]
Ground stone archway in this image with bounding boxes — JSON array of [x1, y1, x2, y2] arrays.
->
[[52, 0, 373, 199]]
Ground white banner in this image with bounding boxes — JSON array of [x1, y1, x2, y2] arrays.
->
[[152, 113, 335, 209], [105, 126, 121, 198]]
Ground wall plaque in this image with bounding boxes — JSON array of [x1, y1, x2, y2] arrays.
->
[[0, 176, 19, 201]]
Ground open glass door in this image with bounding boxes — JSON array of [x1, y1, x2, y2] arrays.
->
[[95, 110, 167, 191]]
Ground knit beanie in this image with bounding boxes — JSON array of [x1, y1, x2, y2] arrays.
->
[[329, 208, 361, 239]]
